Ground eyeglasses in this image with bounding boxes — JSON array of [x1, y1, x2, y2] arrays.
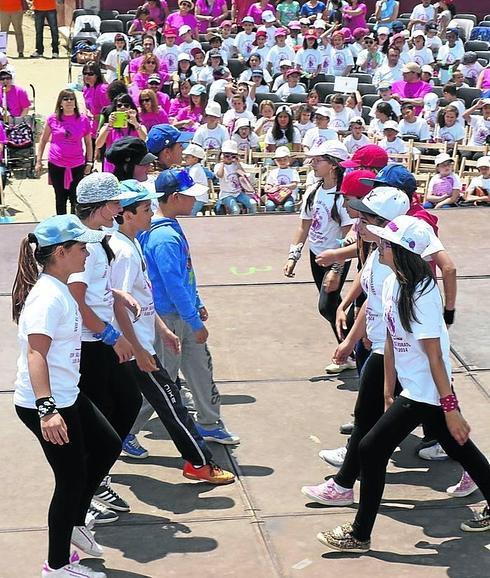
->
[[140, 98, 151, 103], [83, 71, 96, 76], [364, 40, 375, 45], [116, 103, 131, 109], [223, 153, 237, 159], [62, 97, 75, 101]]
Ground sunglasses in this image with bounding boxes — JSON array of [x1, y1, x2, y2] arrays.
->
[[146, 61, 157, 65], [140, 98, 151, 103], [116, 103, 131, 109], [364, 40, 375, 45], [223, 153, 237, 159], [83, 71, 96, 76], [62, 96, 75, 101]]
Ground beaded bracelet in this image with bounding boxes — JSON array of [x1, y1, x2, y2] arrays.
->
[[35, 396, 58, 419], [288, 242, 304, 262], [440, 393, 459, 413], [94, 323, 121, 347]]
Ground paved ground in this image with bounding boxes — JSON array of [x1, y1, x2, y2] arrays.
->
[[1, 212, 489, 578]]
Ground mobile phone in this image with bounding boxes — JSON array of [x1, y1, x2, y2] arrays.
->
[[113, 111, 128, 128]]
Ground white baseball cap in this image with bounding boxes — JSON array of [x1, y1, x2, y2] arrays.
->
[[222, 140, 239, 154], [313, 19, 326, 29], [377, 26, 390, 36], [434, 153, 453, 166], [383, 120, 400, 132], [242, 16, 254, 23], [306, 141, 349, 161], [367, 215, 444, 258], [279, 59, 293, 67], [262, 10, 275, 22], [421, 64, 433, 74], [276, 104, 293, 116], [205, 101, 222, 117], [183, 143, 205, 159], [315, 107, 331, 118], [179, 24, 192, 35], [349, 186, 409, 221], [178, 52, 191, 62], [275, 146, 291, 158], [412, 30, 425, 39], [234, 117, 252, 131], [476, 156, 490, 168]]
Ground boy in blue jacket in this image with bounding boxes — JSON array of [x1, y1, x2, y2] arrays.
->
[[139, 169, 240, 444]]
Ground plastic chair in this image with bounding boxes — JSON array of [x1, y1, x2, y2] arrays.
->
[[357, 83, 377, 96], [117, 14, 135, 31], [99, 20, 124, 34], [287, 93, 308, 104], [477, 22, 490, 28], [362, 93, 379, 108], [448, 18, 474, 42], [213, 92, 229, 113], [475, 50, 490, 63], [349, 72, 372, 84], [464, 40, 490, 51], [314, 82, 335, 102], [455, 14, 477, 25], [99, 10, 119, 20], [255, 92, 282, 105], [457, 87, 484, 108], [99, 41, 115, 63]]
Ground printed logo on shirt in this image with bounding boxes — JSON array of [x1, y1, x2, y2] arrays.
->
[[204, 137, 220, 149], [432, 176, 454, 197]]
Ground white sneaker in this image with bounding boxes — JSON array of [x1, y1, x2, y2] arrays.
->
[[418, 443, 448, 461], [71, 526, 103, 557], [319, 446, 347, 467], [42, 561, 106, 577], [325, 358, 356, 374], [446, 470, 478, 498]]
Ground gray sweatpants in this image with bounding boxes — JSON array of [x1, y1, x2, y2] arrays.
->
[[154, 313, 222, 429]]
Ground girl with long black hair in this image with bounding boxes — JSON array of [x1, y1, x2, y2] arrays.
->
[[12, 214, 118, 578], [264, 105, 302, 153], [318, 215, 490, 553]]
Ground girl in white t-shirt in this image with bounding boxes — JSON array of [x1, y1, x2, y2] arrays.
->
[[231, 118, 261, 153], [424, 154, 461, 209], [368, 101, 397, 138], [284, 140, 354, 345], [294, 104, 316, 139], [265, 104, 302, 152], [317, 214, 490, 553], [302, 107, 339, 150], [434, 105, 465, 151], [329, 30, 354, 76], [264, 146, 300, 212], [379, 122, 408, 158], [343, 117, 370, 154], [329, 94, 355, 133], [463, 99, 490, 150], [12, 214, 118, 578]]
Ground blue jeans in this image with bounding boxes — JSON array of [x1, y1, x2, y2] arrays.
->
[[191, 200, 206, 216], [34, 9, 59, 55], [265, 199, 295, 212], [222, 193, 257, 214]]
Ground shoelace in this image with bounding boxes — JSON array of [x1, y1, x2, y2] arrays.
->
[[208, 460, 224, 474], [474, 506, 490, 520], [101, 477, 124, 502], [89, 501, 108, 515], [129, 436, 142, 450]]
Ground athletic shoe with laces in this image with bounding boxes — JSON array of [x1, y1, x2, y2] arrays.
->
[[42, 560, 106, 577], [121, 434, 149, 459], [460, 506, 490, 532], [317, 522, 370, 553], [418, 443, 448, 461], [183, 461, 236, 485], [301, 477, 354, 506], [446, 471, 478, 498], [93, 476, 130, 512], [70, 526, 103, 557], [85, 500, 119, 526], [319, 446, 347, 467], [30, 51, 42, 58], [195, 424, 240, 445], [325, 358, 356, 374]]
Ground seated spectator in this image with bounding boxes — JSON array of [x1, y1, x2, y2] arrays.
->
[[127, 34, 169, 79], [271, 59, 294, 91], [226, 80, 256, 112], [433, 105, 465, 151], [436, 0, 455, 39], [195, 0, 230, 33], [144, 0, 168, 26], [295, 33, 322, 77], [264, 146, 300, 212], [398, 103, 431, 141], [233, 17, 257, 59], [231, 118, 260, 153], [165, 0, 199, 42], [206, 32, 229, 65], [0, 69, 30, 118], [172, 53, 193, 87], [192, 101, 228, 149], [182, 143, 210, 215], [368, 101, 397, 138], [435, 28, 464, 84], [458, 52, 484, 87], [369, 82, 401, 118], [254, 100, 276, 138], [147, 73, 171, 112], [345, 90, 363, 115], [302, 107, 339, 149], [294, 104, 315, 138], [391, 62, 432, 115], [462, 98, 490, 152], [424, 22, 441, 56], [128, 6, 153, 36], [300, 0, 326, 23], [356, 33, 384, 74], [276, 69, 306, 101], [375, 26, 391, 51], [476, 65, 490, 98], [247, 0, 276, 25], [442, 82, 465, 122], [168, 78, 191, 117], [208, 66, 232, 102], [420, 91, 439, 133], [349, 26, 368, 59], [250, 69, 271, 94], [343, 116, 370, 154], [450, 70, 469, 89], [424, 153, 461, 209], [378, 120, 408, 156], [132, 54, 162, 90], [173, 83, 207, 131], [464, 156, 490, 204], [329, 30, 354, 76], [240, 53, 273, 83], [265, 104, 302, 152], [266, 29, 296, 76], [138, 89, 169, 131], [222, 93, 256, 134], [155, 28, 180, 73], [420, 64, 435, 85], [250, 30, 271, 64], [328, 94, 355, 132], [408, 30, 434, 67], [189, 47, 206, 83], [199, 49, 227, 85]]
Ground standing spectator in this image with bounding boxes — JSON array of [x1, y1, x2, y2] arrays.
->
[[247, 0, 276, 25], [277, 0, 301, 26], [195, 0, 230, 33], [408, 0, 435, 32], [0, 0, 24, 58], [35, 90, 93, 215], [103, 34, 130, 84], [166, 0, 200, 43], [342, 0, 367, 34], [0, 69, 30, 118], [30, 0, 59, 59], [81, 63, 110, 143], [373, 0, 399, 31], [300, 0, 326, 23]]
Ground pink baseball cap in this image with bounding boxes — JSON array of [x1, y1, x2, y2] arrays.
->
[[340, 170, 377, 198], [340, 145, 389, 169]]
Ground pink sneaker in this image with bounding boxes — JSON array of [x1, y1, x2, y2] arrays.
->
[[301, 478, 354, 506], [446, 471, 478, 498]]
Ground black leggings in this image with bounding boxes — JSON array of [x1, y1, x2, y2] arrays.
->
[[48, 163, 85, 215], [78, 340, 142, 440], [335, 352, 401, 488], [309, 251, 351, 343], [352, 395, 490, 542], [16, 394, 121, 569]]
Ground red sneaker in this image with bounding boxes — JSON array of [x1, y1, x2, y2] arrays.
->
[[183, 461, 235, 485]]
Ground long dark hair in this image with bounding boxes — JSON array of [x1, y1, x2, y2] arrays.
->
[[272, 110, 295, 142], [305, 155, 345, 225], [55, 89, 81, 121], [437, 104, 459, 128], [11, 235, 77, 323], [391, 243, 435, 333], [82, 62, 105, 87], [377, 102, 398, 121], [111, 93, 141, 127]]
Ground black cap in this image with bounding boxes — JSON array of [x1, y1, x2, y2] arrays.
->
[[105, 137, 156, 166]]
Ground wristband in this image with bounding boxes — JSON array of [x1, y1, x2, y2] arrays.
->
[[440, 393, 459, 413], [36, 396, 58, 419], [288, 242, 304, 261], [94, 323, 121, 346], [331, 262, 344, 274], [443, 308, 455, 325]]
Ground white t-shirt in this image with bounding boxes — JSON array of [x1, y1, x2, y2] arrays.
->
[[469, 115, 490, 146], [437, 42, 465, 84], [319, 44, 333, 75], [192, 123, 229, 149], [383, 274, 450, 406], [467, 174, 490, 195], [360, 249, 392, 352], [343, 133, 370, 154], [379, 136, 408, 155], [408, 47, 434, 67], [188, 162, 209, 202], [266, 167, 300, 200], [69, 242, 114, 342], [234, 31, 256, 58], [427, 172, 461, 198], [222, 109, 256, 134], [231, 132, 260, 151], [14, 275, 81, 409], [109, 231, 156, 354], [410, 4, 436, 30], [276, 82, 306, 101], [458, 62, 484, 82], [302, 126, 339, 149], [425, 35, 442, 54], [208, 78, 228, 99], [104, 49, 130, 83], [369, 98, 401, 119], [300, 184, 354, 255], [154, 44, 180, 73], [180, 39, 202, 56], [399, 117, 431, 141], [372, 63, 404, 88], [215, 162, 242, 198], [368, 117, 388, 138], [328, 108, 355, 132], [266, 45, 296, 75], [434, 122, 465, 143], [264, 126, 302, 146], [329, 47, 354, 76], [294, 120, 315, 139], [295, 48, 321, 73]]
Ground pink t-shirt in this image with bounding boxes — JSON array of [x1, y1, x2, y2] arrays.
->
[[342, 3, 367, 32], [140, 109, 169, 130], [480, 68, 490, 90], [175, 105, 203, 131], [4, 85, 30, 117], [195, 0, 228, 32], [82, 83, 111, 137], [169, 95, 190, 117], [165, 13, 199, 44], [391, 79, 432, 115], [143, 1, 167, 25], [103, 126, 140, 172], [128, 55, 170, 81], [156, 91, 171, 113], [247, 2, 275, 24]]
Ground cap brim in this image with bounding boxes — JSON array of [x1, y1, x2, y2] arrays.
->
[[359, 177, 381, 187], [340, 159, 361, 169], [138, 152, 157, 165], [120, 191, 160, 207], [348, 198, 377, 215], [75, 229, 106, 244], [111, 189, 144, 201], [177, 131, 194, 143], [177, 183, 208, 198]]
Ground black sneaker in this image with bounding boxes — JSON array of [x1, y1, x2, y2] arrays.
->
[[460, 506, 490, 532], [86, 499, 119, 525], [93, 475, 130, 512]]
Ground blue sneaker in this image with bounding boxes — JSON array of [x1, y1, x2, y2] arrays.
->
[[195, 424, 240, 445], [122, 434, 149, 459]]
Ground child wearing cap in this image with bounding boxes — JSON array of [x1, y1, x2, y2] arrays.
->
[[226, 79, 257, 112], [329, 30, 354, 76], [424, 153, 462, 209], [251, 31, 271, 63], [329, 94, 356, 133], [182, 143, 210, 215], [222, 94, 256, 136], [233, 18, 257, 59], [464, 156, 490, 205], [178, 26, 202, 56], [154, 29, 180, 73], [173, 84, 207, 132], [435, 28, 464, 84], [265, 30, 296, 75], [295, 33, 322, 77], [103, 35, 130, 83], [193, 102, 229, 149], [232, 118, 260, 153], [343, 117, 370, 154], [214, 140, 258, 214], [276, 69, 306, 101], [379, 121, 408, 157], [264, 146, 300, 212], [457, 52, 484, 85], [302, 107, 338, 150], [408, 31, 435, 67], [356, 34, 384, 74]]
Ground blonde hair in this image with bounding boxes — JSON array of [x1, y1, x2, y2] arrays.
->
[[139, 89, 159, 113]]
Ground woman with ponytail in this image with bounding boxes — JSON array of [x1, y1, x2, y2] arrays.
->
[[12, 215, 119, 578], [283, 141, 355, 370], [318, 215, 490, 553]]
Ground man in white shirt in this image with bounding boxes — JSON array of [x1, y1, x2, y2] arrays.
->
[[373, 46, 404, 88]]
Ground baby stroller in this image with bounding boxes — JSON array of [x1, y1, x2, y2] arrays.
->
[[4, 84, 37, 179]]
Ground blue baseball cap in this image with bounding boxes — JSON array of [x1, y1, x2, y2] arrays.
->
[[119, 179, 159, 208], [155, 168, 208, 197], [146, 124, 193, 155], [33, 215, 106, 247], [359, 164, 417, 195]]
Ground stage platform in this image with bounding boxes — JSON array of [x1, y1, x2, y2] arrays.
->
[[0, 210, 489, 578]]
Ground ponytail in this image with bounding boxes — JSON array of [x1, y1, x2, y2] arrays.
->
[[330, 164, 345, 226]]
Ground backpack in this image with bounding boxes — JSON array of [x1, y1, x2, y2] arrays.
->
[[6, 121, 34, 149], [71, 41, 98, 65], [469, 27, 490, 43]]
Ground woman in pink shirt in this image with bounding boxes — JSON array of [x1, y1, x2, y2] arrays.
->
[[165, 0, 199, 43], [142, 0, 169, 26], [0, 70, 30, 118], [0, 121, 7, 189], [138, 89, 169, 130], [247, 0, 276, 24], [195, 0, 230, 33], [342, 0, 367, 33], [168, 78, 192, 118], [95, 94, 147, 173], [35, 90, 92, 215], [173, 84, 207, 131], [476, 67, 490, 98], [81, 63, 110, 141], [132, 53, 162, 90]]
